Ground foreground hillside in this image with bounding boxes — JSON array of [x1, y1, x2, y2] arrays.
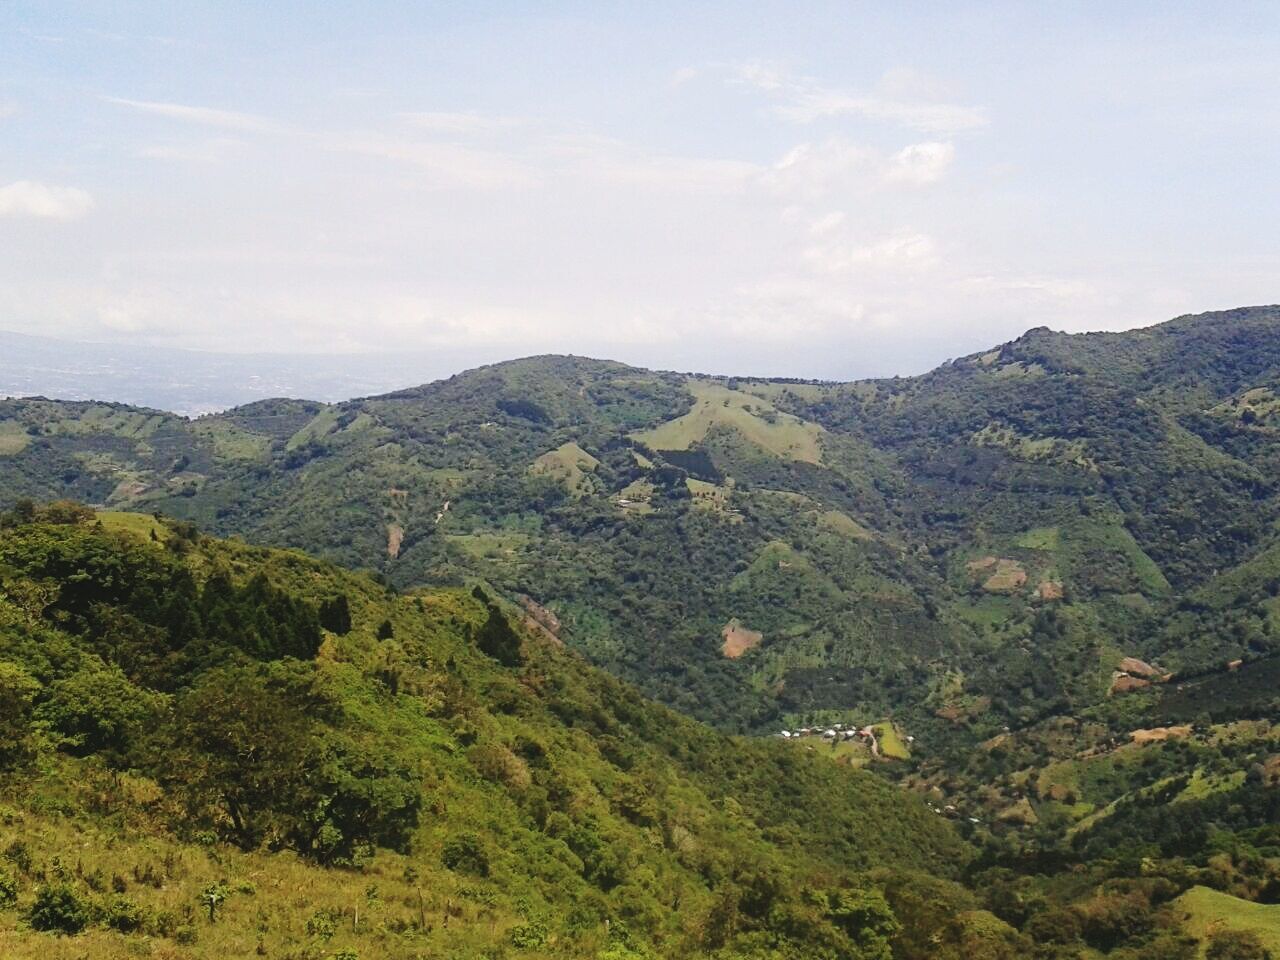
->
[[4, 307, 1280, 745], [0, 505, 989, 959], [6, 508, 1280, 958]]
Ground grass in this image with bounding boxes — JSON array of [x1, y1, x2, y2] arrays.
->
[[285, 407, 342, 451], [871, 721, 911, 760], [0, 774, 562, 960], [632, 381, 824, 463], [446, 531, 530, 562], [528, 442, 600, 496], [1016, 526, 1062, 551], [0, 422, 30, 456], [190, 421, 270, 461], [954, 596, 1015, 629], [1176, 767, 1246, 803], [817, 510, 872, 540], [1173, 885, 1280, 957], [96, 511, 170, 543]]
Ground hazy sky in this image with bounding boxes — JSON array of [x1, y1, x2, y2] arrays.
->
[[2, 2, 1279, 379]]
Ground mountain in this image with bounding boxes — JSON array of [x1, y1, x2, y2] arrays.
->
[[0, 506, 976, 959], [7, 306, 1280, 956], [5, 308, 1280, 742]]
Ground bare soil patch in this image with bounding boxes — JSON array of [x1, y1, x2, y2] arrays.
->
[[721, 619, 763, 658], [1129, 725, 1192, 744]]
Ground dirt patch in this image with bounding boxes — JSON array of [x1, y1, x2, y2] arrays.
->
[[387, 524, 404, 559], [721, 619, 763, 659], [966, 556, 998, 573], [1036, 580, 1064, 601], [1130, 725, 1192, 744], [982, 559, 1027, 593], [1110, 674, 1150, 696], [1118, 656, 1160, 677]]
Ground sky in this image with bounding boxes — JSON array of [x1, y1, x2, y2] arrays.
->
[[2, 1, 1279, 381]]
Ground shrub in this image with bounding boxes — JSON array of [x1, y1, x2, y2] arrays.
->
[[305, 908, 338, 940], [104, 895, 144, 932], [28, 883, 90, 934], [0, 868, 18, 907], [510, 919, 549, 948], [442, 834, 490, 877]]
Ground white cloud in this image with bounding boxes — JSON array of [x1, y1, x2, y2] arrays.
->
[[761, 138, 954, 201], [398, 111, 525, 136], [0, 180, 94, 220], [669, 66, 699, 87], [732, 63, 988, 134], [886, 141, 955, 184], [104, 96, 279, 133], [804, 230, 937, 274]]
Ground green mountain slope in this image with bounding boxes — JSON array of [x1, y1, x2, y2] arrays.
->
[[5, 307, 1280, 740], [0, 507, 972, 959]]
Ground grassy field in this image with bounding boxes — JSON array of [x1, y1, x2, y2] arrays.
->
[[96, 510, 170, 543], [1173, 886, 1280, 956], [0, 421, 30, 456], [528, 441, 600, 496], [0, 778, 563, 960], [872, 722, 911, 760], [632, 381, 823, 463], [817, 509, 872, 540], [189, 420, 270, 461]]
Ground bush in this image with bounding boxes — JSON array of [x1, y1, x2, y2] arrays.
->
[[104, 895, 144, 932], [0, 868, 18, 907], [442, 834, 490, 876], [28, 883, 90, 934], [305, 908, 338, 940]]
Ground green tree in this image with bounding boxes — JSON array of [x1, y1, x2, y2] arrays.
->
[[0, 661, 38, 768]]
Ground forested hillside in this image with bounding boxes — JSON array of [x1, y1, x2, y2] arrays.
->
[[4, 308, 1280, 743], [0, 506, 984, 959]]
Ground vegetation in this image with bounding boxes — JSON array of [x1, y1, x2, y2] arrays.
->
[[7, 308, 1280, 954], [0, 509, 980, 957]]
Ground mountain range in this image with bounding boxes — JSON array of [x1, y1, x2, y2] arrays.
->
[[5, 307, 1280, 736], [5, 307, 1280, 956]]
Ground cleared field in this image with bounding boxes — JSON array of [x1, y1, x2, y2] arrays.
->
[[96, 510, 169, 543], [817, 509, 872, 540], [447, 532, 530, 562], [190, 420, 270, 460], [529, 441, 600, 496], [871, 721, 911, 760], [632, 382, 823, 463], [1173, 886, 1280, 956], [0, 421, 30, 455]]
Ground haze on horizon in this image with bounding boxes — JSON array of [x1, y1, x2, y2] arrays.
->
[[3, 1, 1279, 382]]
